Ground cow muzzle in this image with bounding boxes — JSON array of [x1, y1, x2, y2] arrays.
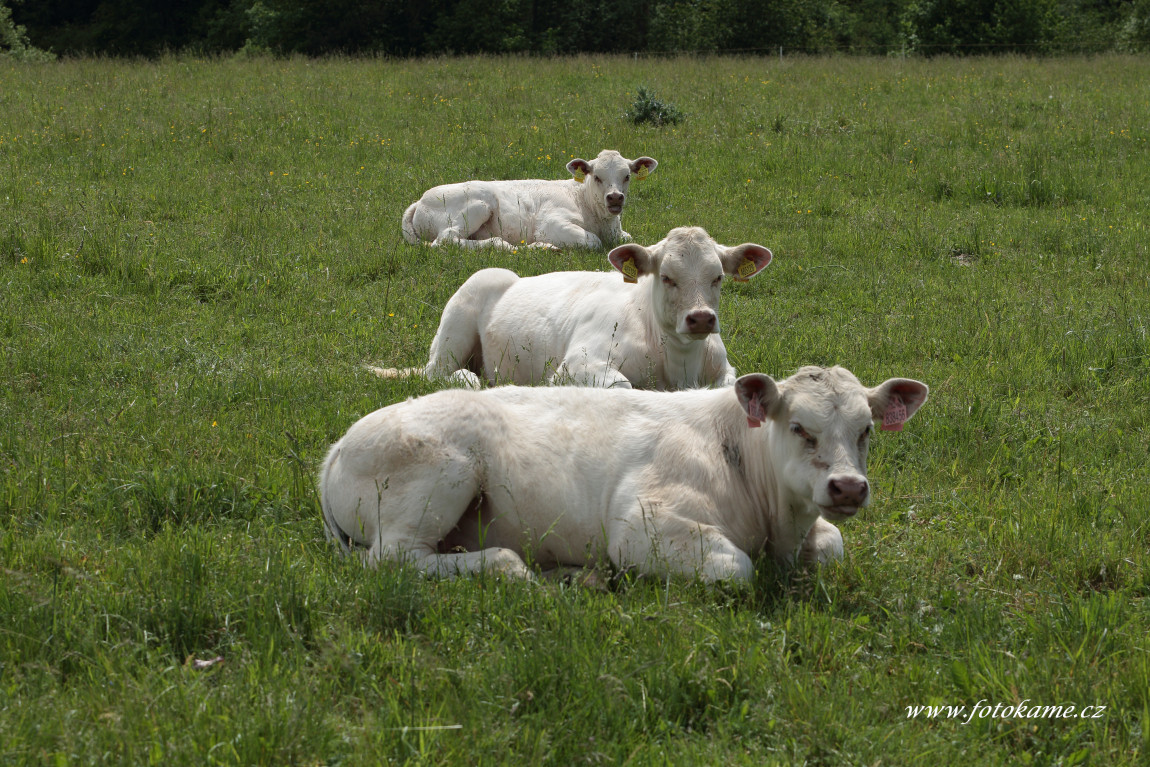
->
[[819, 475, 869, 520], [683, 309, 718, 335], [605, 192, 624, 215]]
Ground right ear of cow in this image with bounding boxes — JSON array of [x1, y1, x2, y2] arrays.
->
[[735, 374, 780, 427], [608, 244, 655, 281], [868, 378, 929, 429], [723, 244, 773, 281]]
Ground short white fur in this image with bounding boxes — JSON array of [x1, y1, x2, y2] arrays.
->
[[373, 226, 772, 390], [401, 149, 657, 250], [320, 365, 928, 581]]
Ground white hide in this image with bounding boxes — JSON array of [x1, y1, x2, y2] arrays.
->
[[378, 227, 772, 390], [320, 366, 929, 581], [401, 150, 657, 250]]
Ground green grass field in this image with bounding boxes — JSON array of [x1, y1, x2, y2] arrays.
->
[[1, 52, 1148, 765]]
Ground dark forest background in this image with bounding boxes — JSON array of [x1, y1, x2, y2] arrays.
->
[[6, 0, 1150, 57]]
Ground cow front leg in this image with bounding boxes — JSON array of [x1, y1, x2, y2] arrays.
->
[[550, 357, 632, 389], [607, 495, 755, 582], [538, 224, 604, 250], [799, 517, 844, 565]]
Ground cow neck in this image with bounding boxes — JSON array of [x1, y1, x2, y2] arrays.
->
[[639, 278, 704, 387], [632, 277, 663, 360], [573, 180, 605, 233], [724, 400, 786, 555]]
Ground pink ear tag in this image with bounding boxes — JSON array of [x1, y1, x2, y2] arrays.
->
[[882, 393, 907, 432], [746, 396, 765, 428]]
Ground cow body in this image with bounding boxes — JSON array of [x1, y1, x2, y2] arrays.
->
[[402, 150, 657, 250], [377, 227, 773, 390], [320, 366, 929, 581]]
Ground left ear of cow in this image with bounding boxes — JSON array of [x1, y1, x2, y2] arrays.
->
[[868, 378, 929, 431], [722, 244, 773, 282], [735, 374, 780, 428], [630, 157, 658, 180], [608, 243, 657, 283]]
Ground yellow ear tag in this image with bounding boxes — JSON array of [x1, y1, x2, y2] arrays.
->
[[735, 258, 757, 281], [634, 165, 649, 181], [573, 168, 585, 183], [621, 257, 639, 284]]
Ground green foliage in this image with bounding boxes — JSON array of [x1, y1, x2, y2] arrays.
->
[[237, 0, 278, 55], [648, 0, 729, 53], [0, 0, 53, 61], [624, 85, 684, 126], [429, 0, 532, 54], [9, 0, 1150, 56], [1116, 0, 1150, 51], [1, 54, 1149, 764], [902, 0, 1062, 54]]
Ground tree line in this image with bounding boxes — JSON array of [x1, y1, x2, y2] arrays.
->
[[5, 0, 1150, 58]]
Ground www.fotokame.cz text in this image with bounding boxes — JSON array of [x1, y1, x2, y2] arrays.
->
[[906, 700, 1107, 726]]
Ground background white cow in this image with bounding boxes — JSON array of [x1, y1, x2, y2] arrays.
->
[[373, 226, 773, 390], [401, 149, 657, 250], [321, 366, 929, 581]]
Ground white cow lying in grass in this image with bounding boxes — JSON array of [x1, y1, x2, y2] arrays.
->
[[320, 366, 929, 581], [401, 150, 657, 250], [373, 226, 773, 390]]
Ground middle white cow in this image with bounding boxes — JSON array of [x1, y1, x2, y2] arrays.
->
[[374, 227, 773, 390], [320, 365, 930, 581]]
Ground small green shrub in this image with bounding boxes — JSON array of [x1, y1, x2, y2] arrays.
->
[[624, 86, 683, 127]]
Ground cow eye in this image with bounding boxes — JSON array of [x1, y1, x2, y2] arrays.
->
[[624, 174, 631, 182], [661, 275, 677, 287], [593, 175, 601, 183], [859, 424, 872, 445], [790, 422, 817, 449], [712, 276, 723, 286]]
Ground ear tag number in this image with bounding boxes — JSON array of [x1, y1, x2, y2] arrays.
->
[[635, 165, 649, 181], [621, 257, 639, 284], [882, 393, 907, 432], [735, 258, 757, 281], [573, 169, 586, 183]]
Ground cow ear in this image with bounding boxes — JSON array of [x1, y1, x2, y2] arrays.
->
[[735, 374, 780, 428], [868, 378, 929, 432], [567, 158, 592, 183], [629, 156, 657, 180], [608, 243, 656, 284], [722, 244, 773, 282]]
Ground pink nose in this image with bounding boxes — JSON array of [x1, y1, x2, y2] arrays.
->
[[685, 310, 717, 333], [827, 475, 868, 506]]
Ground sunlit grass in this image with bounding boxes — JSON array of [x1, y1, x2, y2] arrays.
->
[[1, 53, 1148, 764]]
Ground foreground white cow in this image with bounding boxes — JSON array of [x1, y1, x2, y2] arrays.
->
[[374, 227, 773, 390], [320, 366, 929, 581], [401, 150, 657, 250]]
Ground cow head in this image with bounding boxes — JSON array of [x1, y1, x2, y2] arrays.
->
[[735, 367, 928, 522], [608, 227, 772, 340], [567, 150, 657, 217]]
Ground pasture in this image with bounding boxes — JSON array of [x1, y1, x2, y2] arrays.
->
[[1, 53, 1148, 764]]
